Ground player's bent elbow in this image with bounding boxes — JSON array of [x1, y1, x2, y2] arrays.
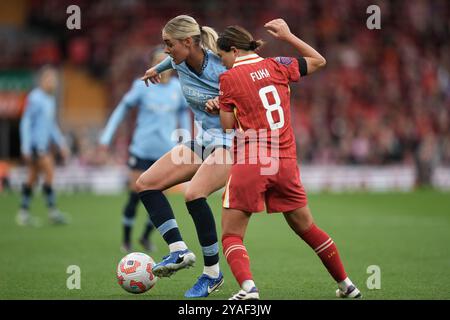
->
[[316, 57, 327, 69], [308, 59, 327, 75]]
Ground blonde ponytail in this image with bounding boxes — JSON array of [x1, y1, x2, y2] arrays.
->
[[200, 26, 218, 54], [163, 15, 218, 54]]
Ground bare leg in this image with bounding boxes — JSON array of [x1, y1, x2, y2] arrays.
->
[[184, 147, 232, 201], [26, 160, 39, 187], [136, 145, 200, 191], [222, 208, 251, 238], [283, 205, 314, 235], [38, 154, 54, 186]]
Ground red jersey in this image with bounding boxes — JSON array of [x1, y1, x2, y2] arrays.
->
[[219, 54, 301, 160]]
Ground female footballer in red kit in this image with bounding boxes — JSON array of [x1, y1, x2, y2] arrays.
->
[[215, 19, 361, 300]]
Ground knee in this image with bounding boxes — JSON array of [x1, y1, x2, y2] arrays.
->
[[298, 218, 313, 235], [293, 213, 313, 235], [184, 187, 206, 203], [135, 174, 152, 193], [301, 210, 314, 229], [285, 207, 314, 235]]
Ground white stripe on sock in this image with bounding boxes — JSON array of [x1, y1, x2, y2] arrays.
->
[[224, 244, 246, 257], [314, 238, 332, 252], [316, 240, 334, 254], [224, 245, 246, 258]]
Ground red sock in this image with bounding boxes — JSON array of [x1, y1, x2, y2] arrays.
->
[[300, 224, 347, 282], [222, 234, 253, 286]]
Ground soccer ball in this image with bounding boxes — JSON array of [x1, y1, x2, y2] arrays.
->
[[116, 252, 158, 294]]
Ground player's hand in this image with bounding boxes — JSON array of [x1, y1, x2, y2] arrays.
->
[[264, 19, 292, 41], [141, 67, 161, 86], [205, 97, 220, 115]]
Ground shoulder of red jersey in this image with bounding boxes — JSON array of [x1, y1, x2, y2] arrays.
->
[[219, 70, 233, 93], [266, 56, 300, 82], [266, 57, 299, 70], [273, 56, 296, 66], [219, 69, 233, 81]]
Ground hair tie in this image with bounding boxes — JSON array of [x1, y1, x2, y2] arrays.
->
[[199, 25, 204, 33], [249, 40, 258, 50]]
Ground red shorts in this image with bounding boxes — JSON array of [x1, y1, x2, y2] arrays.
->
[[222, 158, 308, 213]]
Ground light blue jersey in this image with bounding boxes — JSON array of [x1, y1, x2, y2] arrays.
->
[[20, 88, 65, 156], [99, 77, 190, 160], [155, 50, 234, 147]]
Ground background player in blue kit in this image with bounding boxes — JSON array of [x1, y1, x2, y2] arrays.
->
[[18, 66, 70, 226], [139, 15, 234, 298], [99, 48, 191, 253]]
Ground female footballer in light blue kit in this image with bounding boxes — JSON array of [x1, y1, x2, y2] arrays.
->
[[18, 66, 69, 226], [99, 48, 191, 253], [138, 15, 233, 298]]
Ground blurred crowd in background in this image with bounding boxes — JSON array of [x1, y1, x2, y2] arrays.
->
[[0, 0, 449, 185]]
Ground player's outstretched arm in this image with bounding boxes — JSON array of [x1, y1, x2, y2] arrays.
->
[[141, 56, 173, 86], [141, 66, 161, 86], [264, 18, 326, 75]]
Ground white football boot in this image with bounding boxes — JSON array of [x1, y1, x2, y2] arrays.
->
[[336, 285, 362, 298], [229, 287, 260, 300]]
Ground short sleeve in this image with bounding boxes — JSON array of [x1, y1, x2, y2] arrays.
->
[[274, 57, 300, 82], [218, 73, 235, 112]]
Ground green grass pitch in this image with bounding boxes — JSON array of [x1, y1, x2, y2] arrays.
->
[[0, 190, 449, 300]]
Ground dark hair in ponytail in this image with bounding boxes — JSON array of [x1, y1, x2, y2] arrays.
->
[[217, 25, 264, 52]]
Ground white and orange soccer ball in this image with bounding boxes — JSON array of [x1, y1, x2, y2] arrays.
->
[[116, 252, 158, 294]]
